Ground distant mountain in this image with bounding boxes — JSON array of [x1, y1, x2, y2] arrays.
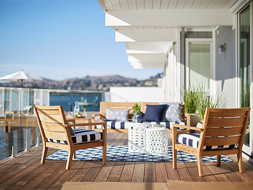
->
[[0, 73, 162, 91]]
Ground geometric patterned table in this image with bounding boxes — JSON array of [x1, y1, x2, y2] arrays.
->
[[128, 122, 168, 155], [145, 127, 168, 155], [128, 122, 152, 153]]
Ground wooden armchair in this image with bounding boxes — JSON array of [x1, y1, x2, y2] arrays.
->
[[34, 105, 107, 170], [172, 107, 250, 177]]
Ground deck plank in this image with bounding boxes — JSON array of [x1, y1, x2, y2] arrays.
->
[[107, 161, 125, 182], [177, 162, 193, 181], [110, 133, 124, 146], [185, 162, 205, 182], [34, 161, 67, 189], [119, 161, 135, 182], [81, 161, 103, 182], [94, 161, 115, 182], [0, 133, 253, 189], [69, 161, 93, 182], [219, 163, 244, 182], [7, 162, 53, 190], [205, 162, 230, 182], [20, 162, 64, 189], [0, 161, 42, 189], [165, 162, 180, 180], [117, 133, 128, 146], [144, 162, 156, 182], [155, 162, 168, 183], [49, 161, 85, 189], [132, 162, 144, 182], [224, 161, 253, 181], [201, 162, 218, 182]]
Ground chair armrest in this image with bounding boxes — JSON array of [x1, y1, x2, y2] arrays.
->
[[91, 113, 106, 122], [66, 119, 75, 124], [172, 124, 204, 132], [67, 121, 106, 127]]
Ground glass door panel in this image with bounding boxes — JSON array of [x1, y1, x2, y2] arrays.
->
[[239, 5, 250, 146], [188, 42, 211, 91]]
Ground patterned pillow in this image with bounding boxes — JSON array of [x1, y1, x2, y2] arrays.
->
[[106, 109, 129, 122], [164, 103, 182, 123]]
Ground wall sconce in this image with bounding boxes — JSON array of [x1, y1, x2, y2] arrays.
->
[[218, 43, 226, 54]]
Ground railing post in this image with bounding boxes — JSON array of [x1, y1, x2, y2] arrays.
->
[[36, 137, 39, 147], [11, 146, 15, 158], [25, 141, 28, 152]]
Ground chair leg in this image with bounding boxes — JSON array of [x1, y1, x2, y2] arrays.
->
[[237, 152, 244, 173], [73, 151, 76, 159], [41, 146, 48, 164], [102, 143, 107, 165], [173, 147, 177, 169], [66, 149, 74, 170], [197, 155, 203, 177], [217, 155, 221, 166]]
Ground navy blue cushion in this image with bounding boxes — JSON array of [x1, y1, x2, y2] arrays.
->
[[145, 104, 167, 122]]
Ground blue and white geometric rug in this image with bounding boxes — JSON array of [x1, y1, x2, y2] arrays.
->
[[46, 145, 232, 162]]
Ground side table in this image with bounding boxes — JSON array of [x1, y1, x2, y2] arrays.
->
[[128, 122, 151, 152], [145, 127, 168, 155]]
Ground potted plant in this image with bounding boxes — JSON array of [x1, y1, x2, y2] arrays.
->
[[131, 103, 145, 123], [194, 85, 223, 127], [182, 86, 200, 127], [182, 86, 197, 114]]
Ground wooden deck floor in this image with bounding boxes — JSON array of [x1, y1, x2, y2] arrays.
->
[[0, 133, 253, 189]]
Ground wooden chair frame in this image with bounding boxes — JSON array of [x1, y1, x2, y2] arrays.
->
[[172, 107, 250, 177], [34, 105, 107, 170]]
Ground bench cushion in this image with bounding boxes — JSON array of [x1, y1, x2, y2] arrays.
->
[[48, 129, 103, 144], [177, 133, 237, 150], [95, 121, 186, 129]]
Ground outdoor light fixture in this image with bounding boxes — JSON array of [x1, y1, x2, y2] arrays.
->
[[218, 43, 226, 54]]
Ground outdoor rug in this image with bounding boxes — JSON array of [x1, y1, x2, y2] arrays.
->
[[47, 146, 232, 162]]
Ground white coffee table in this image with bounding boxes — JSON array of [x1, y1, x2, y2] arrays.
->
[[145, 127, 168, 155], [128, 122, 151, 152]]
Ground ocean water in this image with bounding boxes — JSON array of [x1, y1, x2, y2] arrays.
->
[[49, 92, 104, 112], [0, 125, 41, 161]]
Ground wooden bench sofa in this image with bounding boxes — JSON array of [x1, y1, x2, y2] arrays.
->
[[91, 102, 189, 133]]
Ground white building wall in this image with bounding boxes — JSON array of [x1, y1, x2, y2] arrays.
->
[[110, 87, 164, 102], [214, 26, 236, 108]]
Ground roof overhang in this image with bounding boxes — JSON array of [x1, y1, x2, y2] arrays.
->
[[98, 0, 238, 69]]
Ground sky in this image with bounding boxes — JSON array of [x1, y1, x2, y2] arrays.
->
[[0, 0, 162, 81]]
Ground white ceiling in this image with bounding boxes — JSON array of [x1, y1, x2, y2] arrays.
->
[[98, 0, 237, 11], [97, 0, 239, 69]]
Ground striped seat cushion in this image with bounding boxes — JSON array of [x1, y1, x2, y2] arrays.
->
[[177, 133, 237, 150], [48, 129, 103, 145], [95, 121, 186, 129], [95, 121, 130, 129]]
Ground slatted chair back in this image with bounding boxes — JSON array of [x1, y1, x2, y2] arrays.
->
[[199, 107, 250, 152], [34, 105, 72, 145]]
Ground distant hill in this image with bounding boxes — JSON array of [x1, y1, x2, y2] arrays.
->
[[0, 73, 162, 91]]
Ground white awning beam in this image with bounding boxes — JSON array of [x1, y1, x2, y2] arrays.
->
[[128, 53, 166, 63], [106, 9, 233, 27], [115, 29, 177, 42], [131, 62, 164, 69]]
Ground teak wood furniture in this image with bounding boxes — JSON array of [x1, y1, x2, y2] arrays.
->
[[92, 102, 187, 133], [172, 107, 251, 176], [34, 105, 107, 170]]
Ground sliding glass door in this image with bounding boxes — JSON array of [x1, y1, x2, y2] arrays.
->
[[239, 5, 252, 155]]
